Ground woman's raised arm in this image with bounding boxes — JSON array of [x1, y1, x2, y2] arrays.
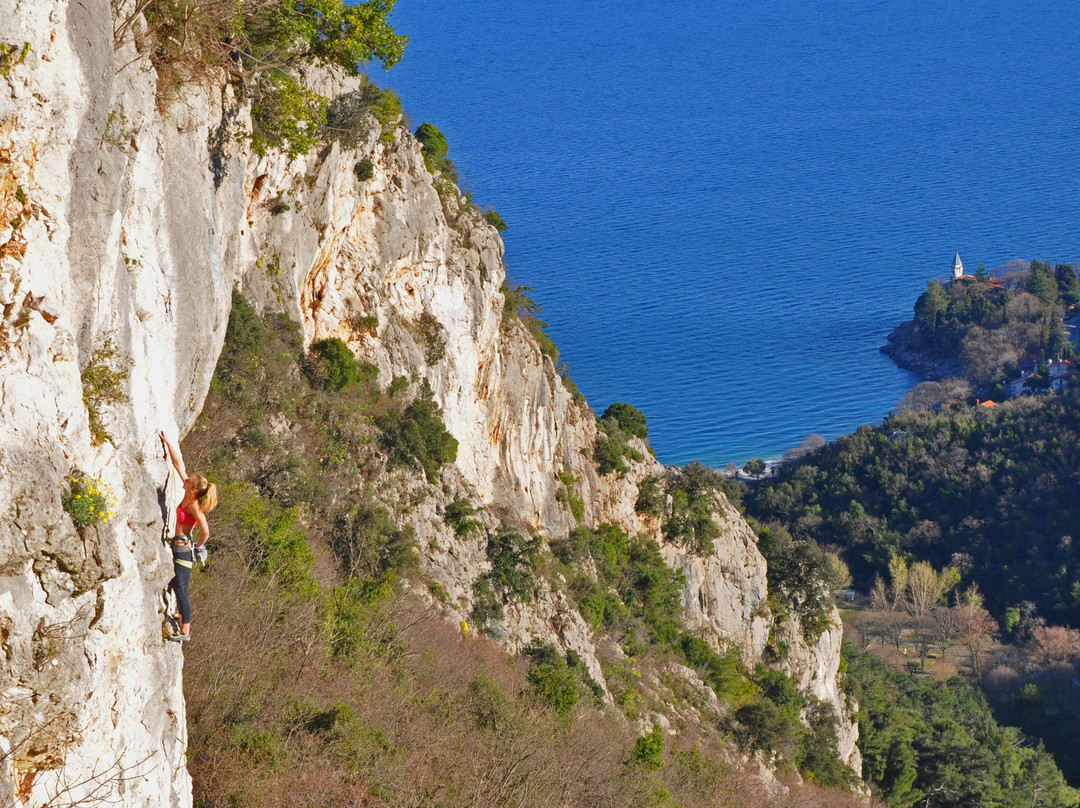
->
[[159, 430, 189, 481]]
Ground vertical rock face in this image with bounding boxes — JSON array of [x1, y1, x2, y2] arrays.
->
[[0, 2, 857, 803], [0, 0, 240, 803]]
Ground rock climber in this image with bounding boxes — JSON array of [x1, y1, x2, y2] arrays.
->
[[160, 430, 217, 642]]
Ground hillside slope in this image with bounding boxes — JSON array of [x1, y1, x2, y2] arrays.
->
[[0, 2, 856, 804]]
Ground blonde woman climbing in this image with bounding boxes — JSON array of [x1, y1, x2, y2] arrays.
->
[[160, 430, 218, 642]]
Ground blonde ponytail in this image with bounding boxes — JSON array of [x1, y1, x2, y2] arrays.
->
[[200, 481, 218, 513], [191, 475, 219, 513]]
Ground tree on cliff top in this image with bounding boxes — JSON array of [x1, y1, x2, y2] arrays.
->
[[119, 0, 407, 154]]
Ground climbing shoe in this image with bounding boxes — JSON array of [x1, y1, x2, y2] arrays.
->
[[167, 632, 191, 642]]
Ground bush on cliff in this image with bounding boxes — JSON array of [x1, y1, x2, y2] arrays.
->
[[122, 0, 407, 152], [376, 381, 458, 482]]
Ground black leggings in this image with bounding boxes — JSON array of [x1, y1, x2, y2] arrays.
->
[[170, 539, 194, 625]]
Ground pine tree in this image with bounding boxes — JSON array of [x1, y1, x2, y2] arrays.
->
[[1055, 262, 1080, 307], [1027, 259, 1058, 304]]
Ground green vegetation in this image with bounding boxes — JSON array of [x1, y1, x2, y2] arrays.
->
[[414, 121, 465, 208], [632, 726, 666, 770], [376, 381, 458, 482], [553, 519, 854, 782], [483, 208, 508, 231], [0, 41, 30, 76], [332, 499, 416, 580], [61, 476, 117, 528], [250, 77, 328, 159], [900, 259, 1077, 386], [501, 283, 561, 362], [556, 467, 585, 522], [524, 641, 602, 715], [307, 337, 375, 391], [594, 419, 643, 475], [753, 521, 843, 642], [601, 402, 649, 440], [844, 646, 1078, 807], [443, 498, 481, 536], [322, 79, 401, 151], [594, 403, 651, 476], [125, 0, 407, 139], [353, 158, 374, 181], [81, 334, 131, 446], [635, 463, 742, 554], [483, 523, 541, 602], [745, 393, 1080, 628], [177, 292, 873, 807]]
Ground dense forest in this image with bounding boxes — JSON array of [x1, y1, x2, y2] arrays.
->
[[843, 647, 1076, 807], [892, 259, 1078, 387], [744, 384, 1080, 795], [746, 392, 1080, 627]]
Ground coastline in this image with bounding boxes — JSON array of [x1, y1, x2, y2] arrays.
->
[[879, 320, 964, 381]]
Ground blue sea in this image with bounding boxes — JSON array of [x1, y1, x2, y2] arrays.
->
[[377, 0, 1080, 467]]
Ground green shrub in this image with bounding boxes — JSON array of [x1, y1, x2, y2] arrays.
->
[[302, 700, 394, 767], [797, 701, 856, 787], [556, 468, 585, 522], [62, 476, 117, 528], [523, 642, 602, 715], [81, 335, 131, 446], [559, 524, 682, 641], [254, 452, 326, 508], [444, 498, 481, 536], [635, 476, 666, 518], [251, 72, 328, 159], [570, 575, 626, 631], [483, 209, 507, 231], [213, 290, 270, 397], [414, 122, 448, 160], [502, 283, 541, 320], [354, 159, 374, 181], [557, 364, 588, 406], [324, 82, 381, 149], [754, 522, 833, 642], [416, 312, 447, 364], [594, 424, 642, 475], [377, 384, 458, 482], [601, 402, 649, 440], [525, 642, 580, 715], [332, 500, 416, 580], [465, 672, 511, 731], [308, 338, 363, 391], [678, 634, 755, 706], [549, 527, 592, 566], [732, 698, 801, 763], [632, 726, 666, 770], [414, 122, 459, 184], [368, 88, 402, 142], [227, 484, 316, 596], [322, 574, 398, 664], [663, 462, 722, 554], [470, 577, 503, 628], [485, 524, 540, 602]]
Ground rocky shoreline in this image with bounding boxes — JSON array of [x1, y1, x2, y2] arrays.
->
[[880, 320, 965, 381]]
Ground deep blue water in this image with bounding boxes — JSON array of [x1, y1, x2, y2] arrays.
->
[[376, 0, 1080, 467]]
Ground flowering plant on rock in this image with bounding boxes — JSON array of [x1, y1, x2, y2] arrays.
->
[[62, 476, 117, 527]]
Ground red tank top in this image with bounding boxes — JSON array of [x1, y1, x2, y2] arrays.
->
[[177, 502, 197, 529]]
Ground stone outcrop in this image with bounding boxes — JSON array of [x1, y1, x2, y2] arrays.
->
[[0, 1, 858, 803]]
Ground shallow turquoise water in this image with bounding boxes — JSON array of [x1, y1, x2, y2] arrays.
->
[[377, 0, 1080, 466]]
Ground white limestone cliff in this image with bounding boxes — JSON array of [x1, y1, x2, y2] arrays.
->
[[0, 0, 858, 803]]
